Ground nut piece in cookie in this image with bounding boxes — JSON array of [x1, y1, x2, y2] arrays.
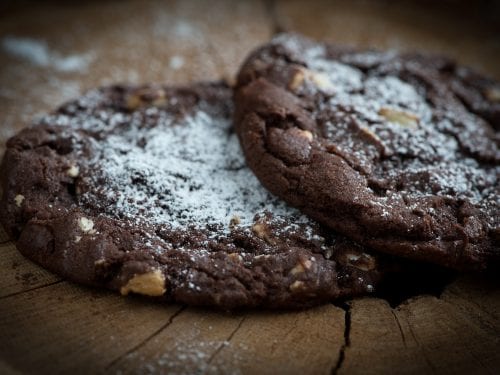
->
[[485, 87, 500, 102], [251, 222, 276, 244], [14, 194, 25, 207], [378, 107, 419, 128], [289, 68, 306, 91], [120, 269, 166, 297], [288, 67, 334, 92], [289, 280, 306, 292], [297, 129, 314, 142], [289, 258, 313, 275], [126, 88, 167, 110], [229, 215, 241, 228]]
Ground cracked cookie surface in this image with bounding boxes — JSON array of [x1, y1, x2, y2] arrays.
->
[[1, 82, 389, 309], [234, 33, 499, 270]]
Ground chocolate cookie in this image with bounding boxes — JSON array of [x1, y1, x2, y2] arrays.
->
[[1, 82, 387, 309], [234, 34, 499, 270]]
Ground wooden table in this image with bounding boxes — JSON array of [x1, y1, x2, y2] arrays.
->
[[1, 1, 499, 374]]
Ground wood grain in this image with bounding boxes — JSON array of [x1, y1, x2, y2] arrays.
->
[[0, 1, 499, 374], [208, 305, 345, 375], [0, 282, 183, 374], [395, 295, 500, 374], [339, 298, 433, 374], [0, 242, 61, 299]]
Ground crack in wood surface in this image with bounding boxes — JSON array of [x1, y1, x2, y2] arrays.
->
[[207, 315, 247, 366], [0, 280, 64, 300], [105, 305, 187, 370], [391, 309, 407, 348], [331, 304, 351, 375]]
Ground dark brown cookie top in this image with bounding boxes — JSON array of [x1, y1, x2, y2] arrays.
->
[[1, 82, 387, 309], [235, 33, 499, 270]]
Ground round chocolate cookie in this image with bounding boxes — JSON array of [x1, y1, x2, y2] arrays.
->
[[1, 82, 387, 309], [234, 34, 499, 270]]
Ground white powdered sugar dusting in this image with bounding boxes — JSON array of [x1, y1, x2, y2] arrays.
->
[[76, 101, 305, 230], [2, 36, 94, 72]]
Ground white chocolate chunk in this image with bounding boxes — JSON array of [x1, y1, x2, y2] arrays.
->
[[67, 165, 80, 178], [78, 217, 95, 233]]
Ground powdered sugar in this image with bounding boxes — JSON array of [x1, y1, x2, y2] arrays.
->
[[2, 36, 94, 72], [70, 93, 305, 230]]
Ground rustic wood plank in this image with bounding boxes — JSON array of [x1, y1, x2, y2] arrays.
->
[[109, 307, 245, 374], [0, 360, 22, 375], [0, 282, 183, 374], [440, 275, 500, 338], [394, 296, 500, 375], [110, 304, 345, 374], [209, 305, 345, 375], [338, 298, 433, 375], [0, 242, 61, 298], [274, 0, 500, 78], [0, 225, 9, 242]]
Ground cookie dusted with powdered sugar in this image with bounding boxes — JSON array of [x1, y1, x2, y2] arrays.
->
[[235, 34, 499, 270], [1, 82, 388, 309]]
